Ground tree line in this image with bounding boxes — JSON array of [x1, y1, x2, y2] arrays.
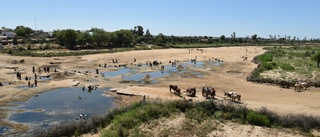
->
[[2, 25, 320, 50]]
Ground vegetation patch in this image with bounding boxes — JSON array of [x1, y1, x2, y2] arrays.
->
[[247, 46, 320, 86], [34, 100, 320, 137]]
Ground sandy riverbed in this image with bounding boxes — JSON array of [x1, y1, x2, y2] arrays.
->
[[0, 46, 319, 133]]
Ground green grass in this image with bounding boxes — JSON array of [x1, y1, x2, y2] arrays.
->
[[248, 45, 320, 84]]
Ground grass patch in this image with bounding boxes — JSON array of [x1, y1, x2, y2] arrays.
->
[[248, 46, 320, 85]]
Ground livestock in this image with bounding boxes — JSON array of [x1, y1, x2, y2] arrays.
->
[[231, 93, 241, 102], [19, 59, 25, 63], [186, 87, 196, 97], [11, 60, 18, 64], [224, 91, 236, 98], [152, 60, 159, 66], [294, 81, 309, 91], [169, 85, 181, 95], [298, 82, 309, 90], [278, 80, 290, 88], [202, 87, 215, 98], [224, 91, 241, 102]]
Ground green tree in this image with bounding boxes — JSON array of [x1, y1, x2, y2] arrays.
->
[[112, 30, 134, 47], [155, 33, 165, 46], [144, 29, 151, 37], [144, 29, 154, 44], [220, 35, 225, 42], [77, 31, 92, 47], [14, 26, 34, 37], [231, 32, 236, 41], [252, 34, 257, 41], [55, 29, 78, 49], [133, 25, 144, 36], [91, 28, 110, 47], [311, 52, 320, 67]]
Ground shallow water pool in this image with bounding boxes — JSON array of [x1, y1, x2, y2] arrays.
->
[[6, 87, 114, 133]]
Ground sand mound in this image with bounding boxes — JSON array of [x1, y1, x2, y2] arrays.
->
[[177, 65, 184, 70], [142, 74, 151, 80]]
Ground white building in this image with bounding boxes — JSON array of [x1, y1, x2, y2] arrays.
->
[[0, 32, 16, 38]]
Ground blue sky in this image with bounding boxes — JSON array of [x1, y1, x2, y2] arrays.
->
[[2, 0, 320, 39]]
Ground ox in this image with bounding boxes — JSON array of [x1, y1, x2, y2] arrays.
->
[[169, 85, 181, 95], [186, 87, 196, 97]]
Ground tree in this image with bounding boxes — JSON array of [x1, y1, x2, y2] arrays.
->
[[91, 28, 109, 47], [112, 30, 134, 47], [77, 31, 92, 47], [144, 29, 153, 44], [231, 32, 236, 40], [137, 25, 144, 36], [133, 25, 144, 36], [55, 29, 78, 49], [220, 35, 225, 42], [251, 34, 257, 41], [155, 33, 165, 46], [311, 52, 320, 67], [144, 29, 151, 37], [14, 26, 34, 37]]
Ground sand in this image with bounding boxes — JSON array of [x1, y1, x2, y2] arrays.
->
[[0, 46, 320, 135]]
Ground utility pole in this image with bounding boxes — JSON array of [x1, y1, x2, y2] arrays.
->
[[34, 17, 38, 41]]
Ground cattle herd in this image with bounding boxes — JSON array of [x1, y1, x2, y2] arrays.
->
[[169, 85, 241, 102]]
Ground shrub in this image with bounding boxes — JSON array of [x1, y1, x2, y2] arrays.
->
[[186, 107, 209, 122], [280, 64, 295, 71], [258, 53, 273, 62], [27, 43, 31, 50], [261, 62, 277, 70], [304, 51, 311, 57], [258, 107, 280, 124], [8, 49, 13, 54], [246, 111, 270, 127], [279, 114, 320, 132]]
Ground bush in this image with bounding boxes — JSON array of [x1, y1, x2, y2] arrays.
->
[[258, 53, 273, 62], [246, 111, 270, 127], [261, 62, 277, 70], [280, 64, 295, 71], [27, 44, 31, 50], [279, 114, 320, 132], [8, 49, 13, 54]]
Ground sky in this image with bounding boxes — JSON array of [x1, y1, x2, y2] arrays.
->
[[2, 0, 320, 39]]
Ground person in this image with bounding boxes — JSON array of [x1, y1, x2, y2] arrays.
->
[[0, 82, 3, 87], [96, 69, 99, 74], [28, 80, 31, 87], [34, 79, 37, 87], [32, 66, 35, 73]]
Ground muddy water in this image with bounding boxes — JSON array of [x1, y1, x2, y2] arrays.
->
[[5, 87, 114, 135], [102, 61, 220, 83]]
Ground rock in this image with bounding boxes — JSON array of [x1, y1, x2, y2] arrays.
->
[[109, 88, 118, 92]]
